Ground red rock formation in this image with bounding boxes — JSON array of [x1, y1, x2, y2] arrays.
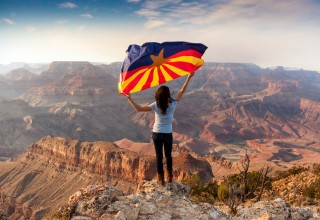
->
[[21, 61, 118, 106], [0, 136, 215, 219], [266, 81, 299, 92], [173, 153, 213, 181], [27, 135, 157, 182], [4, 68, 37, 81], [27, 136, 214, 182]]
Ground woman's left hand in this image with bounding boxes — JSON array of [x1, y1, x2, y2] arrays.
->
[[188, 72, 195, 78]]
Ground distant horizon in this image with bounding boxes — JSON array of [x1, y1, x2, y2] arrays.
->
[[0, 59, 319, 72], [0, 61, 319, 73]]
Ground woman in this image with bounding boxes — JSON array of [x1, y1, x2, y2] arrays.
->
[[126, 72, 194, 185]]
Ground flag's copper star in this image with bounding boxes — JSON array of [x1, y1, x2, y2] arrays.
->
[[150, 49, 167, 67]]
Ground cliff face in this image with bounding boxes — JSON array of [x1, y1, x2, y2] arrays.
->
[[44, 61, 94, 78], [0, 136, 214, 219], [21, 62, 118, 107], [27, 136, 214, 182], [27, 136, 157, 182], [4, 68, 37, 81]]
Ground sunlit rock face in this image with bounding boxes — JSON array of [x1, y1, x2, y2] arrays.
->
[[0, 136, 215, 219]]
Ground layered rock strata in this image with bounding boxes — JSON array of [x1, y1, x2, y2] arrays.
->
[[27, 136, 214, 182], [0, 136, 214, 219]]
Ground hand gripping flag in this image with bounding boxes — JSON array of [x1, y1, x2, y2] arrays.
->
[[118, 41, 207, 96]]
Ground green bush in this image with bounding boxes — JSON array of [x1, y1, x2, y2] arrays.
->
[[224, 173, 241, 185], [182, 174, 218, 204], [223, 171, 272, 200], [303, 181, 320, 199], [312, 164, 320, 176], [182, 174, 204, 188], [218, 183, 230, 202], [273, 166, 308, 181], [0, 209, 8, 220]]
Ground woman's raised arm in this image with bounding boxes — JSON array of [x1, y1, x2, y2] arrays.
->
[[126, 95, 152, 112], [175, 72, 194, 101]]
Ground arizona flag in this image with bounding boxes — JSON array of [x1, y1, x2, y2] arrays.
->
[[118, 41, 207, 96]]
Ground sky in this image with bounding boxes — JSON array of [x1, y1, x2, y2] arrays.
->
[[1, 0, 320, 70]]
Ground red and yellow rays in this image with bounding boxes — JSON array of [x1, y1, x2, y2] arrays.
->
[[118, 48, 204, 95]]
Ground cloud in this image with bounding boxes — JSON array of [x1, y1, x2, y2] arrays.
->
[[132, 0, 211, 29], [81, 13, 93, 18], [2, 18, 15, 25], [58, 2, 78, 9], [128, 0, 140, 2], [136, 9, 160, 17], [144, 20, 166, 29], [144, 0, 183, 9], [134, 0, 320, 30]]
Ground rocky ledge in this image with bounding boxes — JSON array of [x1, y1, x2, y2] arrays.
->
[[51, 181, 320, 220], [52, 181, 228, 220]]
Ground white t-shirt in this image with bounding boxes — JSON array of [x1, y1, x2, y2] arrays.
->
[[149, 100, 177, 133]]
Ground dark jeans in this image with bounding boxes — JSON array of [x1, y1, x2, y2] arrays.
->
[[152, 132, 173, 175]]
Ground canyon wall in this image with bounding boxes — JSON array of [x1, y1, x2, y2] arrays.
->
[[0, 136, 214, 219]]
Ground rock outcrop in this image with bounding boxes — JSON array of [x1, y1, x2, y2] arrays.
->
[[236, 197, 320, 220], [272, 172, 320, 205], [0, 136, 214, 219], [27, 136, 214, 182], [27, 135, 157, 182], [52, 180, 228, 220], [4, 68, 37, 81], [21, 62, 118, 106], [52, 181, 320, 220]]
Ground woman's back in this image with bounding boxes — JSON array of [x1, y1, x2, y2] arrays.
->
[[149, 100, 177, 133]]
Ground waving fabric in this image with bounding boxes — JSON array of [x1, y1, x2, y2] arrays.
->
[[118, 41, 207, 96]]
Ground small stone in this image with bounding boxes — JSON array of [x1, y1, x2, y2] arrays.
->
[[115, 211, 127, 220], [123, 208, 140, 220], [99, 214, 116, 220], [71, 216, 93, 220], [139, 202, 157, 215]]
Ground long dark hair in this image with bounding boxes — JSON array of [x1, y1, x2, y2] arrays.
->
[[155, 86, 173, 114]]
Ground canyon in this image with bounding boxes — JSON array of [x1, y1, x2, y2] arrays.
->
[[0, 61, 320, 218], [0, 62, 319, 167]]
